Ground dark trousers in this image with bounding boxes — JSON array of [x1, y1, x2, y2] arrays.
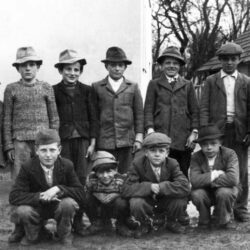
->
[[10, 198, 79, 242], [86, 194, 129, 223], [61, 137, 90, 185], [129, 196, 188, 223], [102, 147, 133, 174], [223, 123, 248, 215], [169, 148, 192, 178], [191, 187, 238, 225]]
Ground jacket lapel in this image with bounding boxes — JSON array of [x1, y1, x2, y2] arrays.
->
[[215, 72, 226, 95], [116, 79, 129, 95], [144, 159, 158, 182], [157, 73, 173, 92], [52, 157, 65, 185], [101, 77, 116, 95], [234, 73, 245, 99], [172, 77, 186, 92], [160, 159, 170, 181]]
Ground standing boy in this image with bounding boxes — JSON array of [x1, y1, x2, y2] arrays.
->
[[190, 124, 239, 229], [200, 42, 250, 222], [144, 46, 199, 178], [122, 132, 190, 238], [8, 129, 85, 247], [3, 47, 59, 179], [92, 47, 144, 174]]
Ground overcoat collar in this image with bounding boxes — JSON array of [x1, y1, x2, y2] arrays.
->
[[57, 81, 82, 99], [158, 73, 186, 92]]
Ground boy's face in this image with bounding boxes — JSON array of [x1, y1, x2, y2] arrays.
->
[[106, 62, 126, 80], [145, 146, 169, 167], [60, 62, 82, 85], [35, 142, 61, 168], [200, 139, 221, 159], [96, 168, 117, 185], [161, 57, 180, 77], [18, 61, 39, 82], [219, 55, 240, 74]]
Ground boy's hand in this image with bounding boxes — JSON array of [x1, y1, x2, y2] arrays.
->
[[85, 145, 95, 158], [39, 186, 60, 202], [7, 149, 15, 163], [185, 131, 198, 150], [147, 128, 155, 135], [151, 183, 160, 194], [243, 134, 250, 146], [132, 141, 142, 154]]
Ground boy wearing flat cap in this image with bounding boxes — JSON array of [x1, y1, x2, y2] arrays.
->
[[8, 129, 85, 247], [3, 47, 59, 179], [92, 46, 144, 174], [122, 132, 190, 238], [84, 151, 132, 237], [190, 124, 239, 229], [144, 46, 199, 179], [200, 42, 250, 222]]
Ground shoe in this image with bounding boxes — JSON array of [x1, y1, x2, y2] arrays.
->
[[126, 216, 141, 230], [178, 214, 190, 226], [134, 223, 151, 239], [234, 212, 250, 222], [80, 221, 104, 235], [116, 222, 134, 237], [8, 224, 25, 243], [166, 221, 186, 234], [217, 221, 237, 230], [20, 236, 39, 246]]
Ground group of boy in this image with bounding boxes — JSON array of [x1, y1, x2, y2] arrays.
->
[[2, 41, 250, 247]]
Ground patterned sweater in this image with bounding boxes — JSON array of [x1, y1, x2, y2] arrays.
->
[[3, 80, 59, 151]]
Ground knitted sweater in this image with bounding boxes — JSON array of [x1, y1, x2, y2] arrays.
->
[[3, 80, 59, 151]]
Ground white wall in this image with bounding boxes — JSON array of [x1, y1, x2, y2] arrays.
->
[[0, 0, 152, 101]]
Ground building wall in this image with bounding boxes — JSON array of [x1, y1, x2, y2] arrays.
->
[[0, 0, 152, 100]]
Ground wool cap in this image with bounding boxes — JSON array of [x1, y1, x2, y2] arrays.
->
[[35, 129, 61, 146], [216, 42, 243, 56], [194, 124, 224, 143], [12, 47, 42, 67], [54, 49, 87, 68], [142, 132, 171, 148], [157, 46, 185, 65], [92, 151, 118, 171], [101, 46, 132, 65]]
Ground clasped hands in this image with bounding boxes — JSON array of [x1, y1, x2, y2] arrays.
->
[[39, 186, 61, 202]]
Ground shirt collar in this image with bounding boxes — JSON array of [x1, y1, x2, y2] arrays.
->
[[40, 164, 54, 173], [108, 76, 124, 85], [220, 69, 238, 79]]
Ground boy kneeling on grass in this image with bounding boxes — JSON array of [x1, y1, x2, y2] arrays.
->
[[82, 151, 133, 237]]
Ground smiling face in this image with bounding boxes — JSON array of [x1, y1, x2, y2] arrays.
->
[[96, 167, 117, 185], [17, 61, 40, 82], [219, 55, 240, 74], [161, 57, 180, 77], [145, 146, 169, 167], [59, 62, 82, 85], [35, 142, 61, 168], [106, 62, 127, 80]]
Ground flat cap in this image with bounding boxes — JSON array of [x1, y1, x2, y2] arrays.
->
[[142, 132, 171, 148], [35, 129, 60, 145], [216, 42, 243, 56], [92, 151, 118, 171]]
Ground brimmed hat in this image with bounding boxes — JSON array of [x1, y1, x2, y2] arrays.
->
[[35, 129, 61, 146], [101, 47, 132, 65], [194, 124, 224, 143], [142, 132, 171, 148], [12, 47, 42, 67], [54, 49, 87, 68], [157, 46, 185, 65], [216, 42, 243, 56], [92, 151, 118, 171]]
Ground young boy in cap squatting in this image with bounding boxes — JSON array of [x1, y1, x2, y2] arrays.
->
[[8, 129, 85, 247], [190, 124, 239, 229], [122, 132, 190, 238], [92, 47, 144, 174], [83, 151, 132, 237], [53, 50, 98, 232], [200, 42, 250, 222], [144, 46, 199, 179], [3, 47, 59, 179]]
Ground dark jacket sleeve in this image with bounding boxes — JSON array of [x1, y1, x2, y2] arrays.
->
[[9, 166, 41, 206], [158, 160, 190, 197]]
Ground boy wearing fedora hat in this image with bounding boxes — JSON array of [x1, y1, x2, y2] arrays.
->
[[8, 129, 86, 246], [53, 49, 98, 233], [144, 46, 199, 179], [3, 47, 59, 179], [82, 151, 132, 237], [92, 46, 144, 174], [122, 132, 190, 238], [200, 42, 250, 222], [190, 124, 239, 229]]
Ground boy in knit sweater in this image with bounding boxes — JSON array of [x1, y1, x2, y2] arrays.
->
[[3, 47, 59, 179], [83, 151, 133, 237]]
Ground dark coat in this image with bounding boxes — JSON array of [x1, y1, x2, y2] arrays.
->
[[92, 77, 144, 149], [53, 81, 98, 140], [9, 156, 85, 207], [200, 72, 250, 142], [122, 153, 190, 199], [190, 146, 239, 189], [144, 73, 199, 151]]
